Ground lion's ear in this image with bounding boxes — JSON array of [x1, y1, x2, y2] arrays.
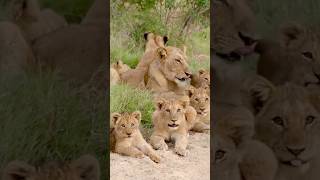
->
[[132, 111, 141, 123], [247, 76, 275, 114], [163, 36, 168, 45], [70, 155, 100, 180], [111, 113, 121, 125], [155, 98, 166, 110], [280, 22, 305, 48], [2, 161, 36, 180], [144, 32, 154, 41], [157, 47, 168, 60]]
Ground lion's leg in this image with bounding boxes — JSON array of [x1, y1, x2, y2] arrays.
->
[[115, 142, 144, 158], [191, 121, 210, 133], [172, 133, 188, 156], [150, 134, 168, 150], [137, 140, 161, 163]]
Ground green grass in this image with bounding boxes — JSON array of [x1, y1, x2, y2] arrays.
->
[[110, 84, 155, 128]]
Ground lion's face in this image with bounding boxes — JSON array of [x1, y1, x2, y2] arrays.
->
[[188, 87, 210, 117], [250, 77, 320, 169], [157, 47, 192, 88], [197, 69, 210, 89], [2, 155, 100, 180], [155, 98, 187, 130], [212, 0, 257, 59], [111, 111, 141, 139]]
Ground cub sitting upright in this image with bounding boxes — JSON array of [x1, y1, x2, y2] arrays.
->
[[110, 111, 160, 163], [150, 98, 194, 156]]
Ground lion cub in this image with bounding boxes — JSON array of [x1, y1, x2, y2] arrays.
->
[[191, 69, 210, 90], [111, 111, 161, 163], [187, 86, 210, 132], [150, 98, 194, 156]]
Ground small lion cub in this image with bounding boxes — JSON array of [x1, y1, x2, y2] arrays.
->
[[150, 98, 193, 156], [111, 111, 161, 163]]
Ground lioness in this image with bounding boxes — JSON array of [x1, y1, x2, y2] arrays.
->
[[146, 46, 192, 94], [187, 86, 210, 132], [110, 111, 161, 163], [248, 76, 320, 180], [213, 107, 278, 180], [2, 154, 100, 180], [150, 98, 194, 156], [6, 0, 67, 43]]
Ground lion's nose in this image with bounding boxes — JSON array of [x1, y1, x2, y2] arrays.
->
[[287, 147, 305, 156], [200, 108, 205, 111], [127, 132, 132, 136], [171, 119, 177, 122]]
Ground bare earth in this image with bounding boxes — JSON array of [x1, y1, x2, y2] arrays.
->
[[110, 132, 210, 180]]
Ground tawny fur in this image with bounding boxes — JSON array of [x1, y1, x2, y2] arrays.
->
[[110, 111, 161, 163]]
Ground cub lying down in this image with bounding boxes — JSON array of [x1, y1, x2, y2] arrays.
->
[[150, 98, 196, 156], [110, 111, 160, 163]]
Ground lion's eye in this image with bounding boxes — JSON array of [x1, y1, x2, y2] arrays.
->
[[205, 78, 209, 81], [166, 109, 170, 113], [306, 115, 315, 125], [302, 52, 313, 61], [215, 149, 226, 161], [272, 116, 284, 127], [121, 124, 125, 128], [195, 98, 200, 102], [177, 108, 181, 112], [175, 59, 181, 63], [131, 123, 135, 127]]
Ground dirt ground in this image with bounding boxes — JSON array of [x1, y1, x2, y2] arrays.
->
[[110, 132, 210, 180]]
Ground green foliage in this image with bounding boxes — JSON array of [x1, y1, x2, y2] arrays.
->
[[110, 84, 155, 128]]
